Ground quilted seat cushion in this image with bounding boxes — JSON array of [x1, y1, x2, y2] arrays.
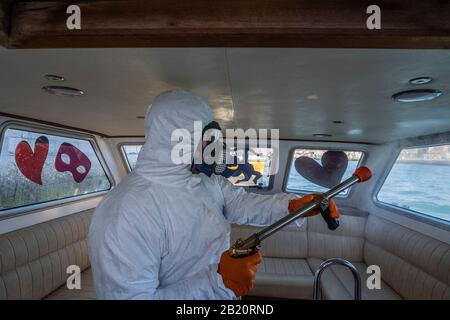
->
[[0, 210, 93, 300], [252, 257, 314, 299], [307, 257, 401, 300], [364, 215, 450, 300], [45, 268, 96, 300]]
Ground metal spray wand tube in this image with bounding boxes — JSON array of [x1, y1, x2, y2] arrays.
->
[[229, 167, 372, 257], [256, 175, 359, 241]]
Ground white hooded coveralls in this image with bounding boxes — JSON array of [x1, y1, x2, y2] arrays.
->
[[88, 90, 299, 299]]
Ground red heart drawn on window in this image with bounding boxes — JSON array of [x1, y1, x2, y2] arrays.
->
[[294, 151, 348, 188], [55, 142, 91, 183], [14, 136, 49, 185]]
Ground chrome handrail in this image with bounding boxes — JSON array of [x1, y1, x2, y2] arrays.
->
[[313, 258, 362, 300]]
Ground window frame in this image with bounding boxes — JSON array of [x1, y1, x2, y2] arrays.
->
[[374, 143, 450, 227], [0, 120, 115, 218], [119, 142, 144, 172], [282, 146, 366, 197]]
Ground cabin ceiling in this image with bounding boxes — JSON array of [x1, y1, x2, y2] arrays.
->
[[0, 47, 449, 143]]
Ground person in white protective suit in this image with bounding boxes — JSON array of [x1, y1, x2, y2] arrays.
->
[[88, 90, 340, 299]]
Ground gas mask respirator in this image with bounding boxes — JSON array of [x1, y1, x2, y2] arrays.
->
[[192, 121, 230, 177]]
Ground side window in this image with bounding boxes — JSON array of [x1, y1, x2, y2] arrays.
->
[[121, 144, 143, 171], [0, 128, 112, 213], [285, 148, 363, 196], [377, 145, 450, 222]]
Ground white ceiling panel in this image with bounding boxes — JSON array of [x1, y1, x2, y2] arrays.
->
[[0, 47, 449, 143], [227, 48, 450, 143], [0, 48, 233, 136]]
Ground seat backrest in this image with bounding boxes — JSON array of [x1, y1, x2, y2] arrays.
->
[[307, 207, 368, 262], [230, 207, 368, 260], [231, 221, 308, 259], [364, 215, 450, 300], [0, 210, 93, 300]]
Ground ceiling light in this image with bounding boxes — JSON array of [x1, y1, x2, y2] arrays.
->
[[313, 133, 332, 137], [392, 89, 442, 103], [348, 129, 363, 135], [42, 86, 84, 97], [409, 76, 433, 85], [44, 74, 65, 82]]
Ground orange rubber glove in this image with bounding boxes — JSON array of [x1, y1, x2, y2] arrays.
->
[[218, 250, 262, 297], [288, 194, 340, 219]]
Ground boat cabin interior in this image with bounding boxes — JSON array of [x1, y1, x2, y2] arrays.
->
[[0, 0, 449, 301]]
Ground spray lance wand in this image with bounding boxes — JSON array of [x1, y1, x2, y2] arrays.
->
[[229, 166, 372, 258]]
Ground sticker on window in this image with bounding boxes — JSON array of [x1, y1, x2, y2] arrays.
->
[[285, 149, 363, 195], [0, 128, 112, 212]]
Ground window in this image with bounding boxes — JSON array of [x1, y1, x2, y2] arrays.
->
[[377, 145, 450, 222], [0, 128, 112, 213], [285, 148, 363, 196], [226, 147, 274, 189], [120, 144, 273, 189], [121, 144, 142, 171]]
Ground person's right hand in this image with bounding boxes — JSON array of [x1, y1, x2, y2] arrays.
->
[[288, 194, 340, 219], [217, 250, 262, 297]]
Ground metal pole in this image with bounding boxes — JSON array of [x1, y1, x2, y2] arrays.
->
[[229, 167, 372, 257], [256, 175, 359, 241], [313, 258, 362, 300]]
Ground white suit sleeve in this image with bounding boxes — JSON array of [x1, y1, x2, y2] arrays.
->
[[216, 177, 301, 226], [99, 208, 234, 300]]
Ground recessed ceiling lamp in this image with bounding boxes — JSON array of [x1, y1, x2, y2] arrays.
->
[[44, 74, 65, 82], [348, 129, 363, 135], [42, 85, 84, 97], [313, 133, 332, 137], [409, 76, 433, 85], [392, 89, 442, 103]]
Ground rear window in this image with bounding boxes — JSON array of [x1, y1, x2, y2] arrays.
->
[[121, 143, 273, 189], [285, 148, 363, 196], [377, 145, 450, 222], [0, 128, 112, 213], [226, 147, 274, 189], [121, 144, 142, 171]]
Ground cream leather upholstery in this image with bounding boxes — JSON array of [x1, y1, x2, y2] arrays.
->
[[253, 257, 313, 299], [364, 215, 450, 300], [0, 206, 448, 300], [308, 211, 367, 262], [230, 221, 311, 298], [231, 221, 308, 258], [231, 210, 450, 300], [307, 257, 401, 300], [45, 268, 96, 300], [0, 210, 93, 300], [231, 208, 370, 299]]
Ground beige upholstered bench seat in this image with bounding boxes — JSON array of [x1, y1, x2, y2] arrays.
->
[[45, 268, 96, 300], [0, 210, 94, 300], [232, 209, 450, 300], [252, 257, 314, 299], [1, 206, 448, 300], [307, 257, 401, 300]]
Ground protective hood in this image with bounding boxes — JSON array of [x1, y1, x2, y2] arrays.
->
[[134, 90, 213, 185]]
